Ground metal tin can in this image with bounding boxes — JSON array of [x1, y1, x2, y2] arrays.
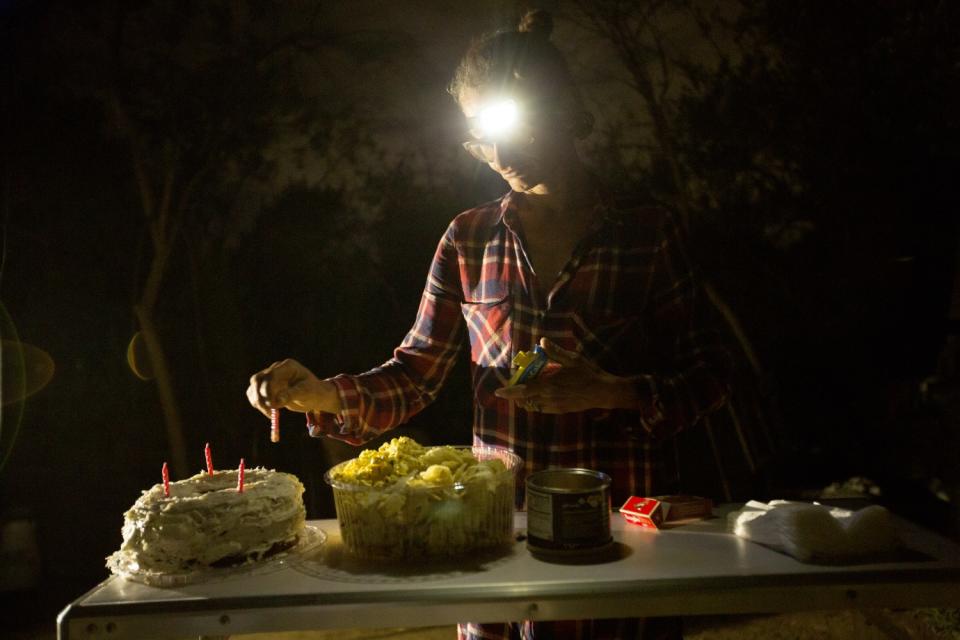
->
[[526, 468, 612, 557]]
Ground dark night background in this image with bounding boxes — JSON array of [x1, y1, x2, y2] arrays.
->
[[2, 0, 959, 635]]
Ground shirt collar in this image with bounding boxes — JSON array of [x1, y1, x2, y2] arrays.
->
[[497, 190, 523, 234], [497, 188, 620, 235]]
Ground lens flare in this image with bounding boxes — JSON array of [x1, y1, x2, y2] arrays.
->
[[126, 331, 154, 380], [0, 302, 55, 473]]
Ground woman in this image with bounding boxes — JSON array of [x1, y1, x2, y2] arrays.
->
[[248, 10, 730, 639]]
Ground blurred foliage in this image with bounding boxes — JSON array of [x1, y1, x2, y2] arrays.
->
[[564, 0, 959, 494], [917, 607, 960, 638], [676, 0, 959, 478]]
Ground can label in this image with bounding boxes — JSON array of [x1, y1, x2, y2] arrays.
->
[[526, 469, 612, 552], [526, 489, 556, 541]]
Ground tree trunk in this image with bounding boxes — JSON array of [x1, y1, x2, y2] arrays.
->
[[134, 303, 188, 477]]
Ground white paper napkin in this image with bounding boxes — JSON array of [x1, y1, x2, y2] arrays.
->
[[728, 500, 900, 563]]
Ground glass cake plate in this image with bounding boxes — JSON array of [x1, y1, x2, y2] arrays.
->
[[107, 525, 326, 587]]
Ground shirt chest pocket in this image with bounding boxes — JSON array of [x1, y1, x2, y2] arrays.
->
[[461, 295, 513, 368]]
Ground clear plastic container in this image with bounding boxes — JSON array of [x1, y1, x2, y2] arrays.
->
[[324, 445, 521, 560]]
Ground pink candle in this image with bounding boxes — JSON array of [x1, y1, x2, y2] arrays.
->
[[270, 408, 280, 443], [162, 462, 170, 497], [205, 442, 214, 475], [237, 458, 245, 493]]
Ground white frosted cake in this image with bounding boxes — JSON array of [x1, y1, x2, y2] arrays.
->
[[108, 468, 306, 576]]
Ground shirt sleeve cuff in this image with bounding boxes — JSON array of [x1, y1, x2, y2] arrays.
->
[[305, 375, 365, 445], [633, 374, 666, 436]]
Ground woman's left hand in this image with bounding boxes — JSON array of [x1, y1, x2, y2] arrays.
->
[[494, 338, 636, 413]]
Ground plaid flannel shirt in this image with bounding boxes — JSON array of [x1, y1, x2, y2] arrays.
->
[[308, 190, 731, 505]]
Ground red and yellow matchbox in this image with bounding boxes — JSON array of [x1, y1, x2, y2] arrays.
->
[[619, 495, 713, 529], [620, 496, 663, 529]]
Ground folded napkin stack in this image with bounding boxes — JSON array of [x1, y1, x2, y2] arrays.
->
[[728, 500, 900, 563]]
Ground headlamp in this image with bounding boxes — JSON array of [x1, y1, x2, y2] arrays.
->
[[463, 97, 538, 163], [473, 98, 521, 140]]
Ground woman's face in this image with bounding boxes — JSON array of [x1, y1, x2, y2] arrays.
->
[[459, 85, 574, 194]]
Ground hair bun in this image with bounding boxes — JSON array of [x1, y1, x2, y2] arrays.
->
[[518, 9, 553, 39]]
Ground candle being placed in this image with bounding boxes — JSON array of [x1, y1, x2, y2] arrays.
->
[[237, 458, 245, 493], [162, 462, 170, 497], [270, 408, 280, 443], [205, 442, 214, 475]]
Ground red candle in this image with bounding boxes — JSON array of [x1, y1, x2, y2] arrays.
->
[[237, 458, 245, 493], [270, 408, 280, 443], [162, 462, 170, 497], [205, 442, 214, 475]]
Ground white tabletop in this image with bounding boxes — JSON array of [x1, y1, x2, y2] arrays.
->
[[58, 507, 960, 640]]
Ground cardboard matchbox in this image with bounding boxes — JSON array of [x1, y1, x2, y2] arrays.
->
[[619, 495, 713, 529]]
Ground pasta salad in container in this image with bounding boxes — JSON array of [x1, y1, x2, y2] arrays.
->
[[324, 437, 521, 560]]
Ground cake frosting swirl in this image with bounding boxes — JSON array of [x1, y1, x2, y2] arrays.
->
[[108, 467, 306, 575]]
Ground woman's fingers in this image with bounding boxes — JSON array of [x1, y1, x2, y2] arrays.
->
[[539, 337, 580, 367], [521, 395, 569, 414], [248, 359, 302, 411], [494, 341, 597, 414], [493, 384, 526, 400], [246, 382, 273, 419]]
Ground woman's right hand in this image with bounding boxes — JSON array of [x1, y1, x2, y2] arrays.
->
[[246, 359, 341, 419]]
